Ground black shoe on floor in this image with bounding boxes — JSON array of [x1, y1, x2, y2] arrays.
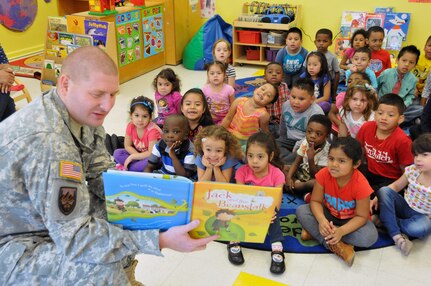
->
[[227, 243, 244, 265], [270, 251, 285, 274]]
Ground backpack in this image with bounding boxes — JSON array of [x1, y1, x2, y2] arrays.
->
[[105, 133, 125, 155]]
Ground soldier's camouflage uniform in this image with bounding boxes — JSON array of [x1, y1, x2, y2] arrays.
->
[[0, 89, 162, 285]]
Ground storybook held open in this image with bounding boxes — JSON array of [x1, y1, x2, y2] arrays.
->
[[103, 170, 282, 243]]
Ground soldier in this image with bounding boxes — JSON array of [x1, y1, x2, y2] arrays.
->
[[0, 46, 217, 285]]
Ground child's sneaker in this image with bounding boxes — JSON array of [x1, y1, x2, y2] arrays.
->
[[328, 241, 355, 266], [393, 233, 413, 256], [303, 192, 311, 203], [227, 243, 244, 265], [115, 163, 126, 171]]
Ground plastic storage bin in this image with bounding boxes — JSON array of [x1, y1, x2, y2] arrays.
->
[[246, 48, 260, 60], [266, 48, 279, 62], [238, 30, 261, 44], [267, 31, 286, 45], [261, 31, 268, 44]]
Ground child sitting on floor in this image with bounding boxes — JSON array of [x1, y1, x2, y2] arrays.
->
[[221, 83, 278, 150], [181, 88, 214, 142], [264, 62, 290, 138], [296, 137, 378, 266], [277, 78, 324, 165], [144, 114, 196, 178], [285, 114, 331, 198], [114, 96, 162, 171], [377, 133, 431, 256], [194, 125, 241, 182], [229, 132, 286, 274]]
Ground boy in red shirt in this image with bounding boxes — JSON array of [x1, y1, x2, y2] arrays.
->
[[367, 26, 392, 77], [356, 93, 414, 201]]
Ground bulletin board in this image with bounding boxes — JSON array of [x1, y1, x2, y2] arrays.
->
[[142, 5, 164, 58], [115, 10, 143, 67]]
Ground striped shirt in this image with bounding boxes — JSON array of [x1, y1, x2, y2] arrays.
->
[[148, 139, 196, 175], [228, 97, 266, 140]]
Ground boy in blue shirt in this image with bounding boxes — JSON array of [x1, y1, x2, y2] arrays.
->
[[377, 45, 422, 124], [275, 27, 308, 89]]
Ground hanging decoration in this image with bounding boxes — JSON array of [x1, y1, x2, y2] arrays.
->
[[0, 0, 38, 31]]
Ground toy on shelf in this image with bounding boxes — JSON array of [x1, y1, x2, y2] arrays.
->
[[115, 0, 125, 6], [130, 0, 145, 7], [88, 0, 118, 16]]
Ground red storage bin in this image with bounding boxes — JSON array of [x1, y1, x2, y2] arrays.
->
[[246, 48, 260, 60], [238, 30, 261, 44]]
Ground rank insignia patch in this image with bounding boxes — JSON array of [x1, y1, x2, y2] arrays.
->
[[60, 161, 82, 182], [58, 187, 77, 215]]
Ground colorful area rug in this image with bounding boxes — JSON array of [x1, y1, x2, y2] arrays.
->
[[9, 52, 43, 79], [239, 193, 393, 253]]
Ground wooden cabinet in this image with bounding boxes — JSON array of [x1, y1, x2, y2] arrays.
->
[[163, 0, 202, 65], [232, 21, 293, 66]]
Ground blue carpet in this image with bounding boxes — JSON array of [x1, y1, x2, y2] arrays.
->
[[240, 194, 394, 253]]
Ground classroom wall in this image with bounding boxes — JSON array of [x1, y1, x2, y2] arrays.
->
[[0, 0, 60, 59], [216, 0, 431, 53]]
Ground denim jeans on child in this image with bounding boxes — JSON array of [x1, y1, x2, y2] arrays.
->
[[296, 204, 378, 248], [377, 186, 431, 238]]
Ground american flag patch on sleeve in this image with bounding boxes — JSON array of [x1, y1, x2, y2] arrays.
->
[[59, 161, 82, 182]]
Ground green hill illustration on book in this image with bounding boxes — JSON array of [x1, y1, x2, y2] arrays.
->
[[103, 170, 282, 243]]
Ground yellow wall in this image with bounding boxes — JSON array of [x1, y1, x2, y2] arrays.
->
[[1, 0, 60, 59], [216, 0, 431, 52], [2, 1, 430, 60]]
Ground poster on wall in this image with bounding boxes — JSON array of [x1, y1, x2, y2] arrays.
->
[[383, 13, 410, 51], [142, 5, 164, 58], [115, 10, 142, 67], [200, 0, 215, 19]]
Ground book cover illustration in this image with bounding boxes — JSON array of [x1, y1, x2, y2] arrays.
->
[[58, 32, 74, 45], [340, 11, 366, 38], [73, 34, 94, 47], [374, 7, 394, 14], [334, 37, 350, 58], [189, 182, 282, 243], [66, 15, 85, 34], [103, 171, 194, 231], [383, 13, 410, 51], [365, 13, 385, 31], [84, 20, 109, 47], [48, 16, 67, 32]]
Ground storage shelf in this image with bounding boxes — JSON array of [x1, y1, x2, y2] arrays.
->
[[232, 5, 300, 67], [235, 42, 285, 49]]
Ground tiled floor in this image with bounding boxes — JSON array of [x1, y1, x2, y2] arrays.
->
[[18, 65, 431, 286]]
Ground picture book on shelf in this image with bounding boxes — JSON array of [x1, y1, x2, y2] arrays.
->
[[103, 170, 282, 243]]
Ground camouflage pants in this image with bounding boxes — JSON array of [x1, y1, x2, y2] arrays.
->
[[0, 236, 131, 286]]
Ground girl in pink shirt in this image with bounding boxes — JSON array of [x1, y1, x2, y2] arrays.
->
[[153, 68, 182, 126], [230, 132, 286, 274], [114, 96, 162, 171], [202, 61, 235, 125]]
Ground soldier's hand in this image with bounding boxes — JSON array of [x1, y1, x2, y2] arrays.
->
[[159, 220, 219, 252]]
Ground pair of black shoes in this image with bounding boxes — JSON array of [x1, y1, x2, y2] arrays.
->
[[227, 244, 286, 274]]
